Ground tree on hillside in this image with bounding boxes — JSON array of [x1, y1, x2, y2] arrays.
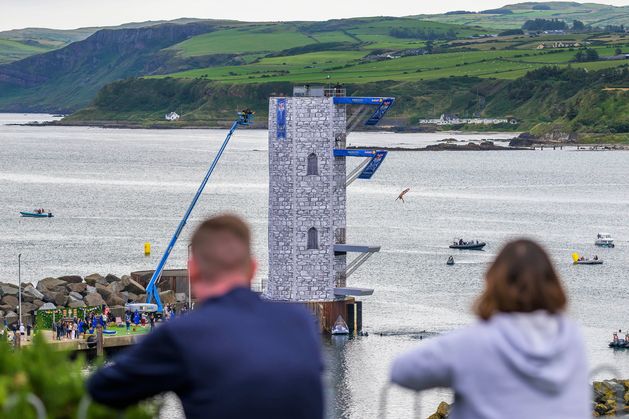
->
[[389, 28, 456, 41], [425, 40, 434, 54], [481, 8, 513, 14], [522, 19, 567, 31], [615, 48, 623, 56], [603, 25, 626, 33], [574, 49, 599, 62], [572, 20, 585, 31], [499, 29, 524, 36]]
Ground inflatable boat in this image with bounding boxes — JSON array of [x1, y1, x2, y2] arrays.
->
[[449, 241, 486, 250], [20, 211, 53, 218]]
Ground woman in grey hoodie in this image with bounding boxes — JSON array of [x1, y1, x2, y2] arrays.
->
[[390, 239, 590, 419]]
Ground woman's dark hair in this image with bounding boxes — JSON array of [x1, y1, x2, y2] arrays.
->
[[474, 239, 567, 320]]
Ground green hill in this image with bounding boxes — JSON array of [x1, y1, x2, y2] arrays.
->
[[0, 22, 222, 112], [1, 1, 628, 141], [0, 17, 485, 112], [416, 2, 629, 29], [64, 66, 629, 143], [0, 39, 54, 64], [0, 19, 208, 64]]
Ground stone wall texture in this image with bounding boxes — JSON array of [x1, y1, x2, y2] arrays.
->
[[267, 96, 347, 301]]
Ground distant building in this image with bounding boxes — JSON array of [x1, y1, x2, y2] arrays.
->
[[536, 41, 582, 49], [165, 112, 180, 121], [419, 114, 517, 125]]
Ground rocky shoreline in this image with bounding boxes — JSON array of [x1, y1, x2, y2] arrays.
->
[[0, 274, 184, 325], [348, 141, 532, 152], [428, 378, 629, 418]]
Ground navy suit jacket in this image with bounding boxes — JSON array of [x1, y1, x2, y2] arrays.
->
[[87, 288, 323, 419]]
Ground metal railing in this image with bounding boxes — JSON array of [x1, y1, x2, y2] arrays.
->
[[380, 364, 626, 418], [3, 394, 130, 419], [4, 364, 625, 418]]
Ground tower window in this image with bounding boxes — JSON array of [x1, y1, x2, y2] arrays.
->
[[307, 153, 318, 175], [307, 227, 319, 249]]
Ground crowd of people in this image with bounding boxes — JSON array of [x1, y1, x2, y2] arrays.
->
[[1, 319, 33, 343], [85, 214, 592, 419], [49, 302, 190, 340], [52, 310, 107, 340]]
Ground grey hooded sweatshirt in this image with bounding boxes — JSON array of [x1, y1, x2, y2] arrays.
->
[[390, 311, 590, 419]]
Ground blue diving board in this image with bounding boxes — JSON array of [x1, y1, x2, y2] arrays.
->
[[333, 149, 388, 180], [333, 97, 395, 126]]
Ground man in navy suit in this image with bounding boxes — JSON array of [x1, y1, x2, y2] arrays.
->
[[87, 214, 323, 419]]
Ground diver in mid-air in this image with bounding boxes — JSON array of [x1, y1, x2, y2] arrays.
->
[[395, 188, 410, 203]]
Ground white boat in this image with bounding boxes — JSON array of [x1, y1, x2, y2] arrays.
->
[[331, 315, 350, 335], [595, 233, 615, 248]]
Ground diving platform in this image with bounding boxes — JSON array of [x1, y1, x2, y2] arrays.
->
[[333, 97, 395, 126], [334, 149, 388, 185], [334, 287, 374, 297], [334, 244, 381, 255], [334, 244, 380, 278]]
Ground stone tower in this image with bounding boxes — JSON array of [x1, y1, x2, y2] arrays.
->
[[266, 88, 347, 301]]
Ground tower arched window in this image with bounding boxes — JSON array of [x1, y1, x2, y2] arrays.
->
[[307, 227, 319, 250], [307, 153, 318, 175]]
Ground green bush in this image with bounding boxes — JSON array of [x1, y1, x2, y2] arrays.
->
[[0, 335, 157, 419]]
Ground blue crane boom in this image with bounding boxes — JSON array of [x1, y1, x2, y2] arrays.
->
[[146, 111, 254, 312]]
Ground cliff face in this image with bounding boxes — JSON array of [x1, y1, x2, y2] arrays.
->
[[0, 22, 217, 112]]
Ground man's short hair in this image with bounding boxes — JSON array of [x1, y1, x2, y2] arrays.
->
[[190, 214, 252, 281]]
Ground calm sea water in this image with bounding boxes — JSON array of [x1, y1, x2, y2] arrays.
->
[[1, 114, 628, 418]]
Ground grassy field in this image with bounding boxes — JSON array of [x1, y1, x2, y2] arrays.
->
[[0, 39, 53, 64], [167, 17, 488, 58], [106, 325, 150, 336], [169, 25, 316, 56], [156, 44, 629, 85], [415, 2, 629, 29]]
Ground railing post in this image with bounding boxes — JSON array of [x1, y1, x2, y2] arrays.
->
[[4, 393, 46, 419], [96, 324, 103, 357]]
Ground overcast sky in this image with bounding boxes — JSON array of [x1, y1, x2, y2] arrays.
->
[[0, 0, 627, 31]]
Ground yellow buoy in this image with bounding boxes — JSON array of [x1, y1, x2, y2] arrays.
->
[[144, 242, 151, 256], [571, 252, 579, 263]]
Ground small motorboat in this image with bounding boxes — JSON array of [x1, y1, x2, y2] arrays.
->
[[449, 239, 486, 250], [609, 332, 629, 348], [331, 315, 350, 335], [609, 340, 628, 349], [572, 252, 603, 265], [20, 209, 53, 218], [446, 256, 455, 265], [595, 233, 615, 248], [574, 259, 603, 265]]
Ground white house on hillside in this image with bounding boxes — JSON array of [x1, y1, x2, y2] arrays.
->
[[165, 112, 180, 121]]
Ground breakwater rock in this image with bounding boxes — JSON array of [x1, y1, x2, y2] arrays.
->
[[429, 378, 629, 418], [593, 379, 629, 416], [0, 273, 186, 324]]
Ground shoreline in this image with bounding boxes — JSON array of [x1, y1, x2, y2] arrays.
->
[[5, 119, 628, 149], [16, 119, 521, 135]]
